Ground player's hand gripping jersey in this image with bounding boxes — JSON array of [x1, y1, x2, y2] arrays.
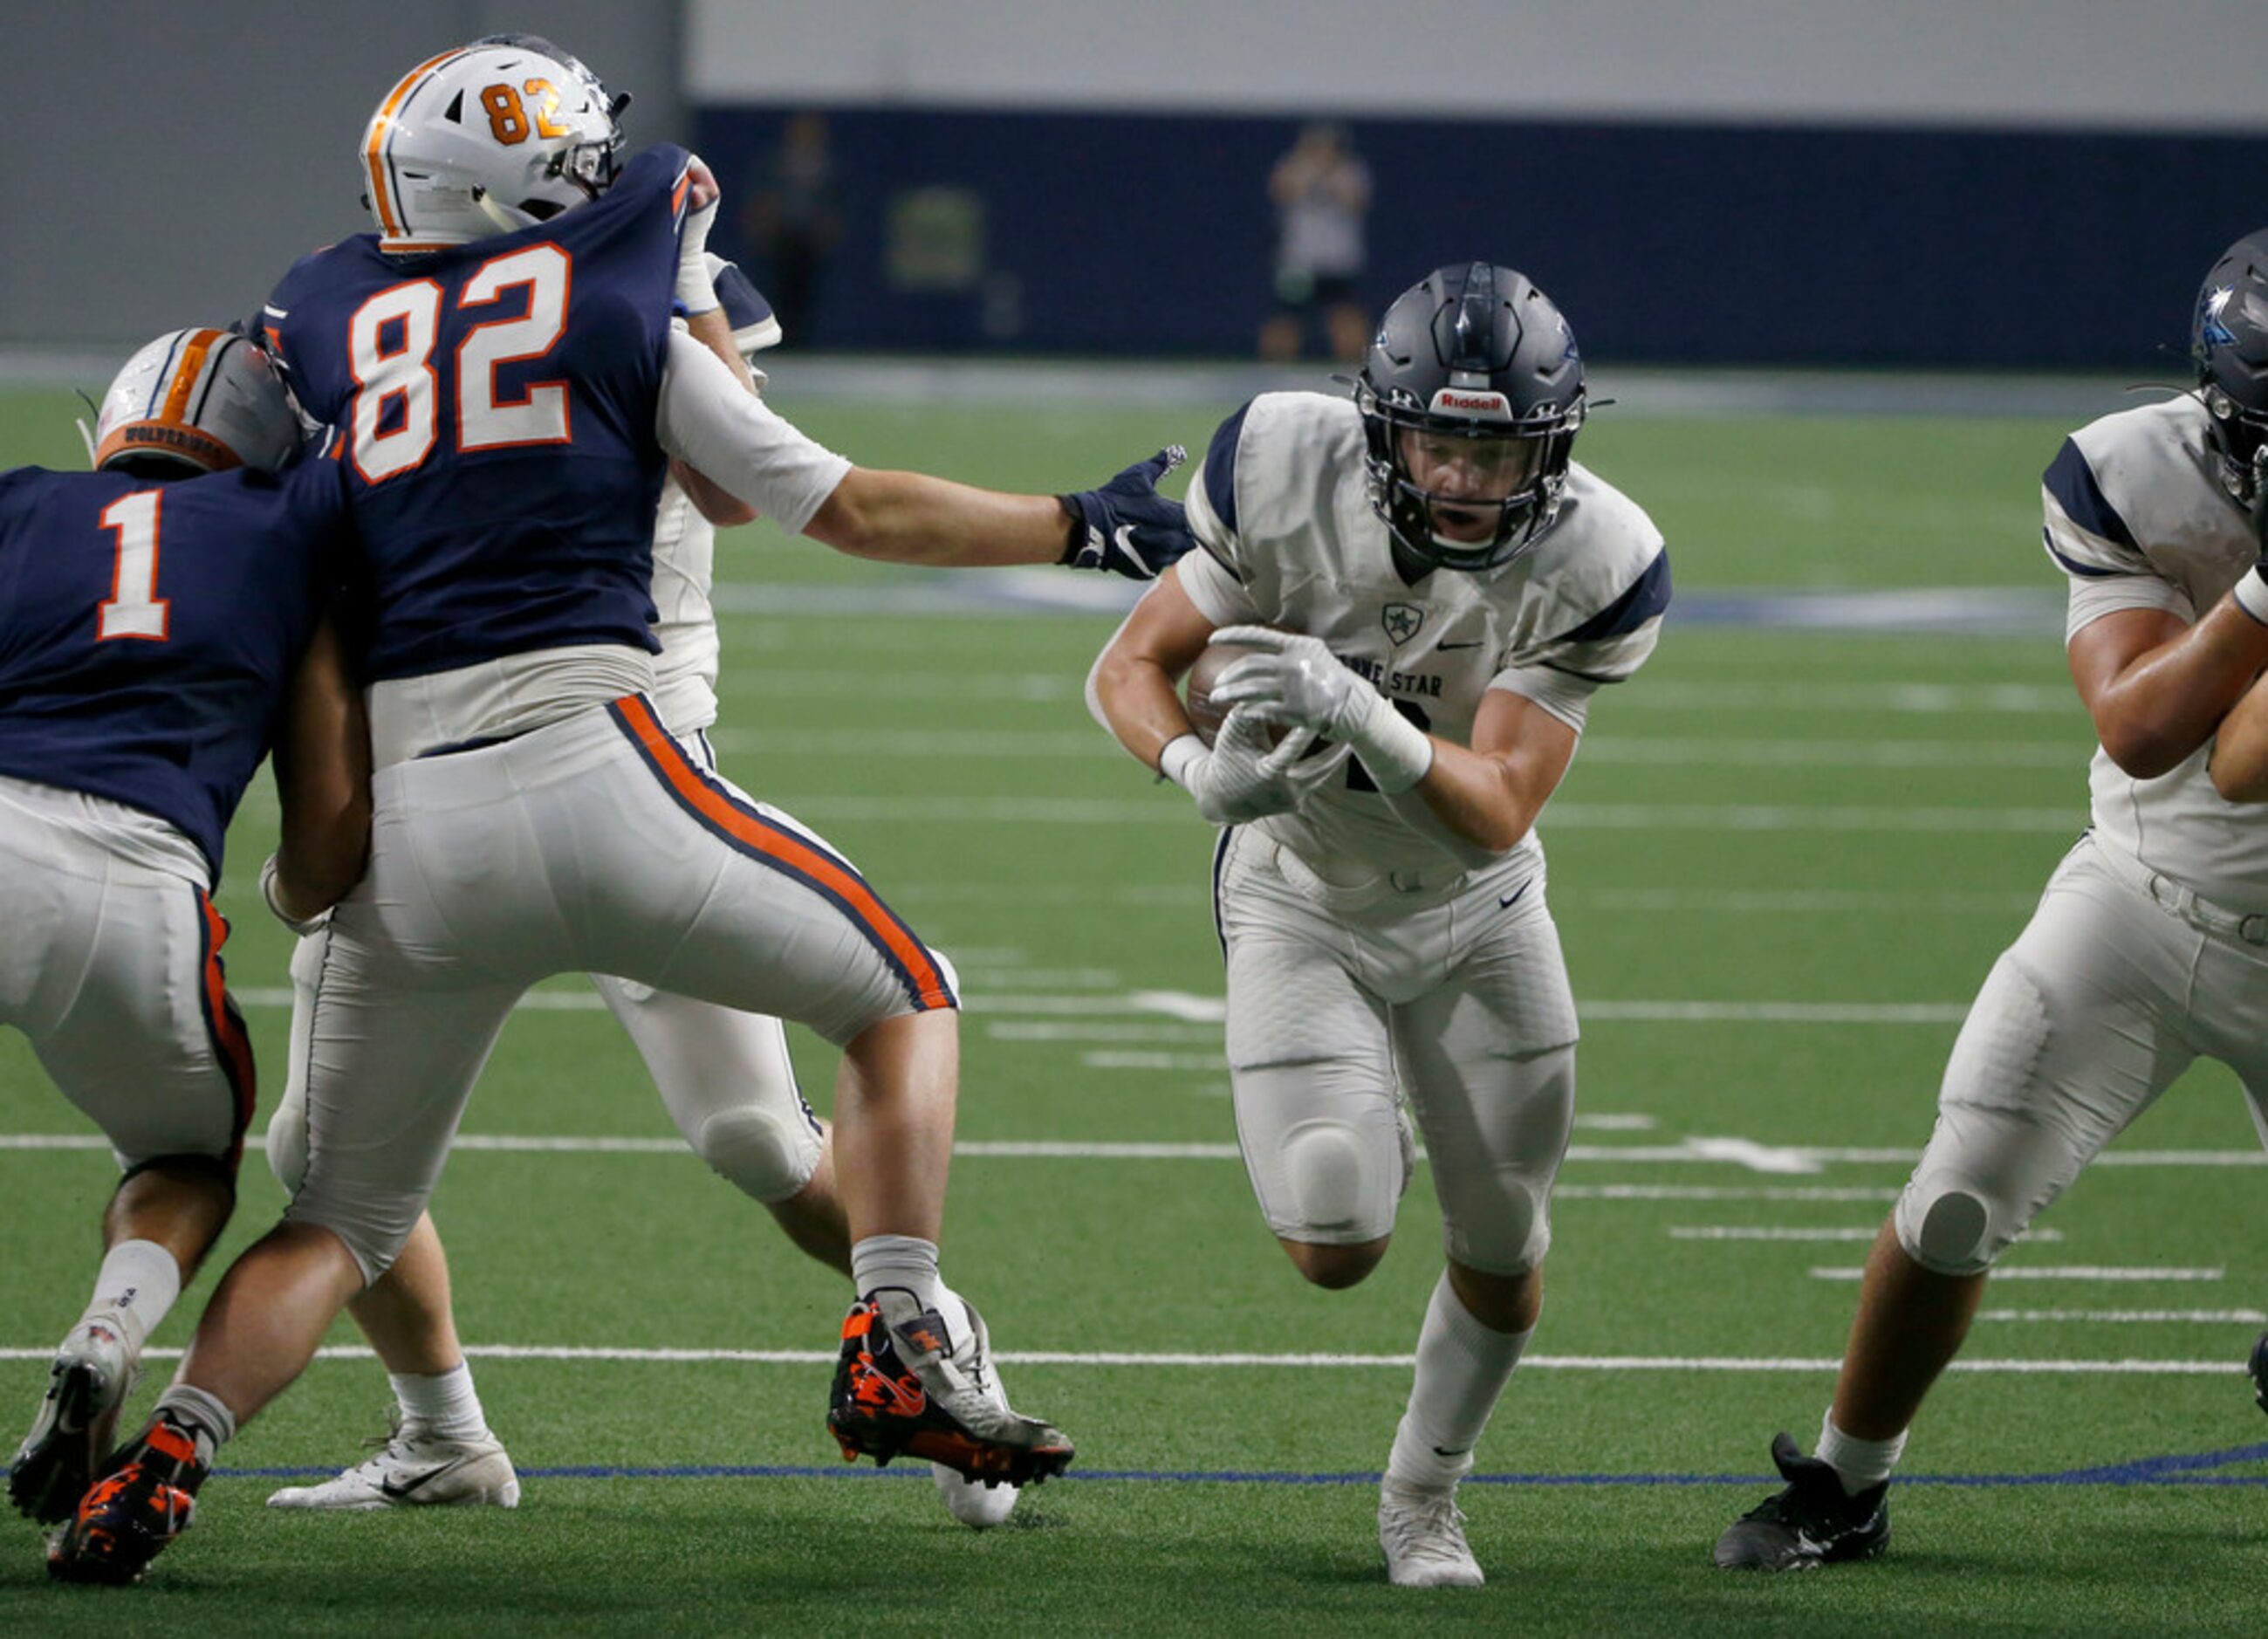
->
[[0, 456, 346, 878], [259, 145, 694, 687], [2044, 395, 2268, 904], [1181, 392, 1669, 881]]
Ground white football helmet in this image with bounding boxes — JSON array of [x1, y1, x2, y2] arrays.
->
[[360, 33, 627, 252], [90, 329, 301, 476]]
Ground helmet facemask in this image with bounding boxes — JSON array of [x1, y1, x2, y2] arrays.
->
[[1356, 378, 1582, 573]]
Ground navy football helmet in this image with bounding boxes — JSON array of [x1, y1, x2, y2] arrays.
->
[[2191, 230, 2268, 505], [1353, 261, 1586, 573]]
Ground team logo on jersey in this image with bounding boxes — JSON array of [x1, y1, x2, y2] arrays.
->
[[1381, 603, 1425, 645]]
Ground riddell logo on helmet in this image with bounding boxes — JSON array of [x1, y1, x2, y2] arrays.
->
[[1430, 389, 1512, 419]]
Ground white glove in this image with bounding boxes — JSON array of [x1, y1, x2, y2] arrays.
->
[[1159, 709, 1350, 826], [676, 156, 722, 315], [1207, 626, 1435, 795], [258, 853, 331, 938]]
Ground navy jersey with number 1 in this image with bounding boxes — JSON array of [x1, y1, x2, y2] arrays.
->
[[261, 143, 693, 684], [0, 456, 349, 878]]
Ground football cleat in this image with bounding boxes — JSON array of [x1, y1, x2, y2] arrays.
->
[[46, 1420, 204, 1586], [2249, 1329, 2268, 1416], [826, 1288, 1072, 1488], [266, 1415, 519, 1511], [1378, 1478, 1484, 1588], [10, 1323, 135, 1525], [1714, 1431, 1891, 1571]]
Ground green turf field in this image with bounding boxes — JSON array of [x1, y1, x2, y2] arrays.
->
[[2, 381, 2264, 1634]]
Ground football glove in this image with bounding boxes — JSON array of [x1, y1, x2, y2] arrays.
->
[[1208, 626, 1435, 794], [1160, 708, 1348, 826], [1059, 447, 1193, 579]]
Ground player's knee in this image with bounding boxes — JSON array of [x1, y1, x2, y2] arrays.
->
[[1895, 1177, 1998, 1276], [1280, 1119, 1381, 1236], [1444, 1176, 1550, 1278], [693, 1106, 821, 1203], [1282, 1237, 1386, 1290]]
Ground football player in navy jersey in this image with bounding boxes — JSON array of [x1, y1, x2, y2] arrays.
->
[[51, 35, 1188, 1584], [3, 330, 369, 1535]]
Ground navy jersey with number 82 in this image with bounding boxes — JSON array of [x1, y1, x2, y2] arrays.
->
[[262, 144, 692, 683]]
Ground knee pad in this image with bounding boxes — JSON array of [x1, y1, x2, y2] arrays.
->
[[265, 1096, 311, 1196], [694, 1106, 822, 1203], [1442, 1175, 1549, 1278], [1894, 1177, 1997, 1276], [1282, 1120, 1370, 1234]]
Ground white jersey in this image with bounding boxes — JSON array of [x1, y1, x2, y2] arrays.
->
[[647, 480, 725, 735], [2043, 394, 2268, 906], [1178, 391, 1668, 883], [367, 333, 849, 766]]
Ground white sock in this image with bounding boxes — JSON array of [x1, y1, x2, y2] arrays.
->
[[152, 1384, 237, 1464], [1385, 1272, 1532, 1492], [391, 1361, 490, 1443], [850, 1234, 948, 1317], [76, 1239, 182, 1356], [1816, 1412, 1907, 1495]]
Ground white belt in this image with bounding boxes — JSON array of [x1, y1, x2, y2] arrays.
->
[[1264, 839, 1467, 911], [2094, 839, 2268, 947]]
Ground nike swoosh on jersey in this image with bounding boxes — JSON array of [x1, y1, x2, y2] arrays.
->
[[1499, 878, 1533, 909]]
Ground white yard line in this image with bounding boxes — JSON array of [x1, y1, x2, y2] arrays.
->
[[1674, 1225, 2063, 1243], [1812, 1265, 2224, 1281], [1975, 1310, 2268, 1324], [0, 1346, 2238, 1375]]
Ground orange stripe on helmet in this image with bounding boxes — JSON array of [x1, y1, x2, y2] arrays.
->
[[363, 48, 469, 243], [156, 329, 221, 427], [611, 696, 956, 1012]]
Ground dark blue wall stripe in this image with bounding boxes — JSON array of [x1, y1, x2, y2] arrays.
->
[[694, 106, 2268, 367]]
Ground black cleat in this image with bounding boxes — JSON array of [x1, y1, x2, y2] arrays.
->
[[46, 1420, 205, 1587], [2250, 1330, 2268, 1416], [826, 1289, 1073, 1489], [1714, 1432, 1890, 1571], [10, 1326, 132, 1525]]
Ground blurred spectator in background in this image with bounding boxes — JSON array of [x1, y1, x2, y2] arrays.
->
[[1260, 122, 1372, 363], [743, 111, 844, 344]]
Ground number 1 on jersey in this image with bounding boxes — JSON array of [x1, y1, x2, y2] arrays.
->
[[97, 490, 168, 642]]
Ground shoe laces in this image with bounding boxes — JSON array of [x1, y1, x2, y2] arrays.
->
[[1381, 1485, 1471, 1562]]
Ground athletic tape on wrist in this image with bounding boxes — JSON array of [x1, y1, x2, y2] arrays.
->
[[1353, 701, 1434, 795], [1158, 734, 1206, 790]]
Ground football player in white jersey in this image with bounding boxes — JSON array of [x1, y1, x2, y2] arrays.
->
[[263, 262, 1012, 1529], [1091, 263, 1671, 1587], [1716, 230, 2268, 1572]]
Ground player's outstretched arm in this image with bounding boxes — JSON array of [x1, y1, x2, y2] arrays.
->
[[1089, 566, 1216, 768], [267, 615, 371, 923]]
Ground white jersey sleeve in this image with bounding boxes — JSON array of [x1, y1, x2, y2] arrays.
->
[[655, 331, 851, 536], [1180, 436, 1267, 626], [2044, 395, 2268, 907]]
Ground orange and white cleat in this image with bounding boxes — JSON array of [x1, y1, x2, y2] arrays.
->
[[46, 1421, 205, 1587], [826, 1288, 1072, 1489]]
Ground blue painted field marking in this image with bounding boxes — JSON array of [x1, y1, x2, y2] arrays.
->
[[215, 1444, 2268, 1488]]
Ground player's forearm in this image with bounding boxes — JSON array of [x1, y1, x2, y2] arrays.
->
[[2210, 686, 2268, 800], [1401, 739, 1554, 856], [2087, 599, 2268, 777], [804, 470, 1071, 567], [1090, 646, 1196, 771], [272, 622, 373, 914]]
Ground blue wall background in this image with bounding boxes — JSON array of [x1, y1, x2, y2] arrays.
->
[[697, 106, 2268, 370]]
